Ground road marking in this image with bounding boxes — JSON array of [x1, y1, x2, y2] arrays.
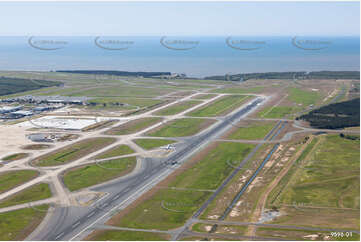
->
[[91, 193, 109, 207], [87, 212, 95, 218], [72, 221, 80, 228], [123, 188, 131, 193], [55, 232, 64, 240], [100, 202, 108, 208], [70, 168, 171, 241], [112, 195, 120, 201]]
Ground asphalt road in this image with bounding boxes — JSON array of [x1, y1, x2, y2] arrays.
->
[[30, 97, 266, 241]]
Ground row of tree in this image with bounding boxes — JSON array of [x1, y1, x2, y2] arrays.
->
[[205, 71, 360, 81], [297, 98, 360, 129], [56, 70, 171, 78]]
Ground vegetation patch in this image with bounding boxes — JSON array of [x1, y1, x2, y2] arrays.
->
[[105, 117, 162, 135], [33, 137, 116, 167], [298, 98, 360, 129], [86, 97, 164, 111], [276, 135, 359, 209], [168, 142, 255, 190], [0, 205, 49, 240], [192, 94, 217, 99], [257, 106, 295, 118], [267, 135, 359, 230], [0, 76, 62, 96], [69, 85, 171, 98], [0, 183, 51, 208], [133, 139, 176, 150], [147, 118, 216, 137], [88, 230, 168, 241], [0, 170, 38, 194], [94, 145, 135, 159], [213, 87, 264, 94], [22, 144, 51, 150], [111, 189, 211, 230], [63, 156, 137, 191], [2, 153, 29, 162], [153, 100, 201, 116], [227, 121, 277, 140], [187, 95, 250, 117], [287, 87, 321, 107], [82, 120, 118, 132]]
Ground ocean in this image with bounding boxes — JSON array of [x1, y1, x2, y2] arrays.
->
[[0, 36, 359, 78]]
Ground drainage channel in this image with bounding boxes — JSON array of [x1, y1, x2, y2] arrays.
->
[[209, 122, 286, 234], [191, 120, 285, 220]]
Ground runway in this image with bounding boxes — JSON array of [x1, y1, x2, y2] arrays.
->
[[29, 97, 266, 241]]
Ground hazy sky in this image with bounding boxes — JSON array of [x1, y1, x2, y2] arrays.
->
[[0, 1, 359, 36]]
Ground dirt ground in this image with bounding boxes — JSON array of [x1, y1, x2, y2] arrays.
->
[[0, 125, 33, 159]]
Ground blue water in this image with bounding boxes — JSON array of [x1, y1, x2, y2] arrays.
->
[[0, 36, 359, 77]]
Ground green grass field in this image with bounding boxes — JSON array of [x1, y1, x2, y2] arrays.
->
[[0, 183, 52, 208], [0, 77, 62, 96], [257, 106, 295, 118], [0, 170, 38, 194], [113, 189, 211, 230], [168, 142, 255, 190], [33, 137, 115, 167], [94, 145, 135, 159], [287, 87, 321, 107], [153, 100, 201, 116], [87, 97, 164, 110], [105, 117, 162, 135], [1, 153, 29, 162], [63, 157, 137, 191], [187, 95, 250, 117], [133, 139, 176, 150], [212, 86, 264, 94], [88, 230, 168, 241], [273, 135, 360, 210], [0, 205, 49, 240], [68, 85, 172, 98], [227, 121, 276, 140], [147, 118, 215, 137], [192, 94, 217, 99]]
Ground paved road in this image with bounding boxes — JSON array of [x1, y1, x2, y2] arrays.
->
[[30, 97, 266, 241]]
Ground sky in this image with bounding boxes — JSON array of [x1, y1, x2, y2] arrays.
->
[[0, 1, 359, 36]]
